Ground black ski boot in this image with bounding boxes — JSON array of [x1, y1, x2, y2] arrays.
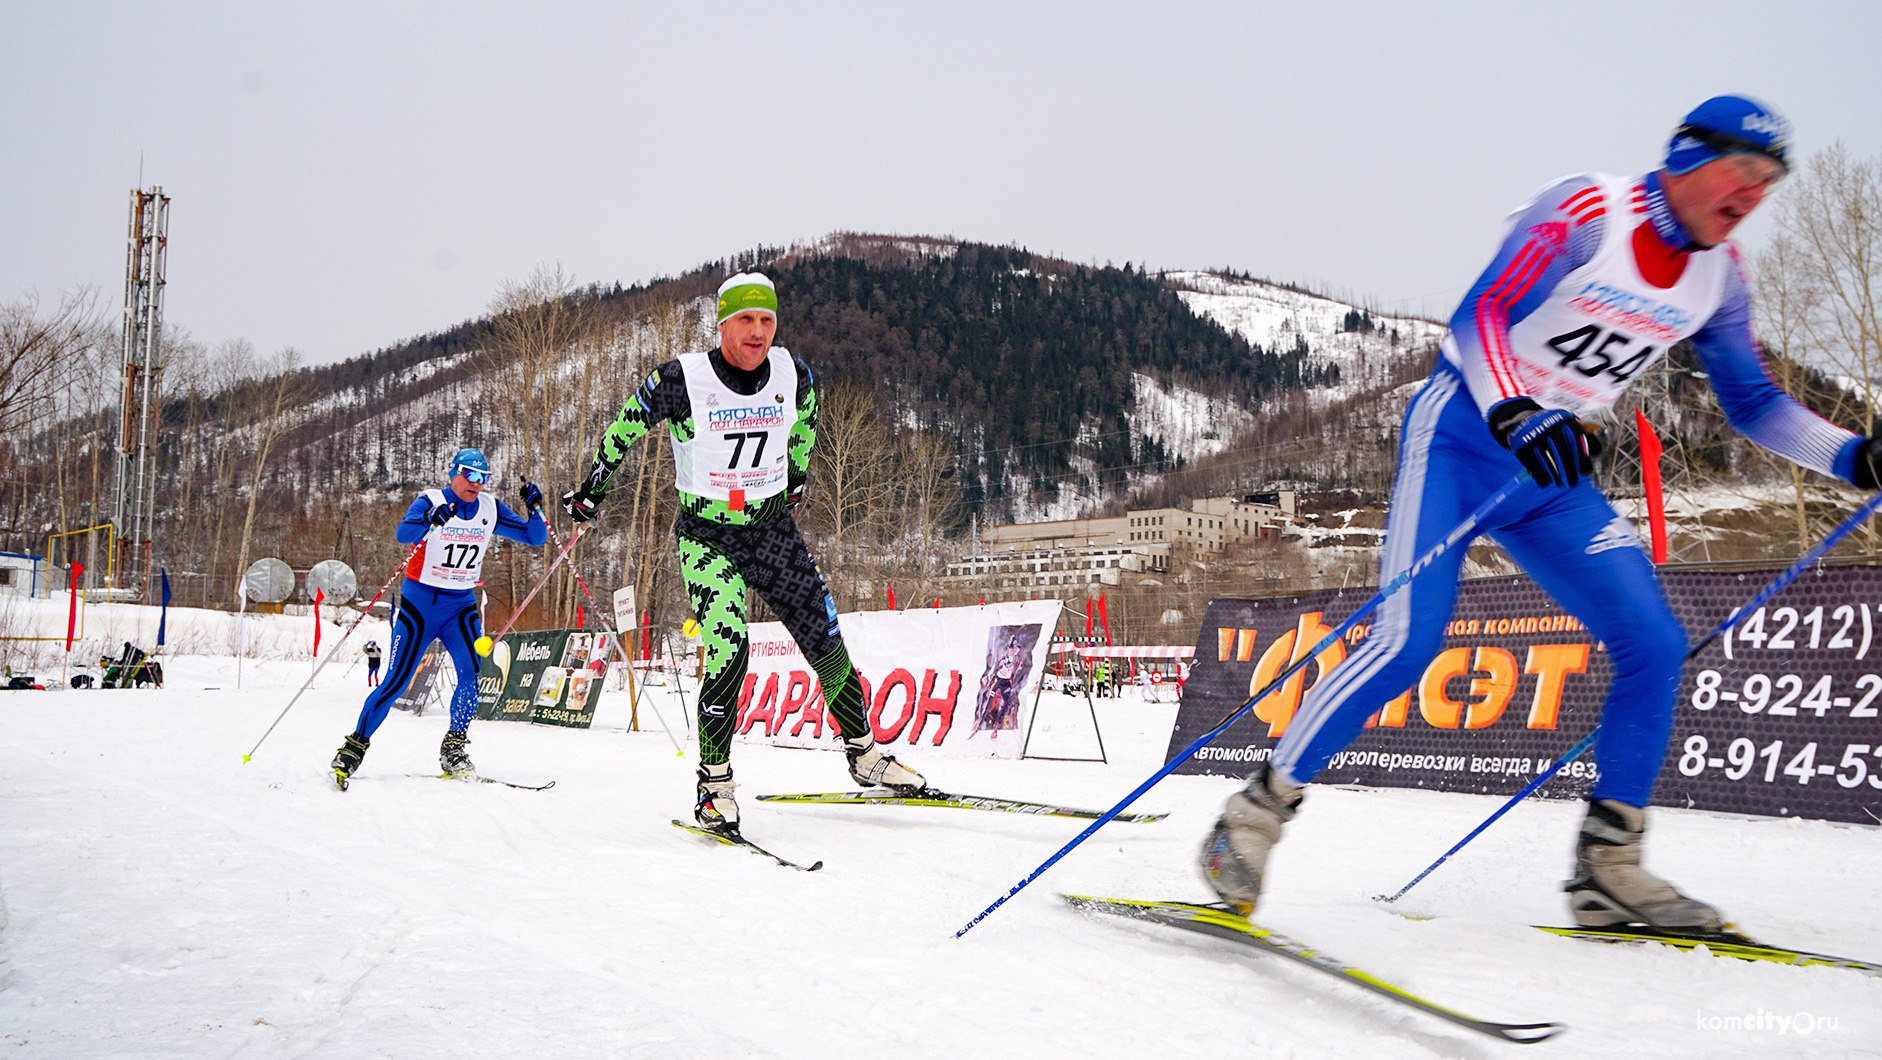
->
[[440, 729, 475, 777], [331, 733, 369, 790]]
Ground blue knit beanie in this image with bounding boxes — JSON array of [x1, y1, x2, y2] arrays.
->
[[1666, 95, 1790, 176]]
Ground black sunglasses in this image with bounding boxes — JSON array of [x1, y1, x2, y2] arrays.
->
[[1677, 124, 1789, 172]]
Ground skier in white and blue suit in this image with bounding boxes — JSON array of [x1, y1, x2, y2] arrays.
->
[[1202, 96, 1882, 931], [330, 448, 548, 787]]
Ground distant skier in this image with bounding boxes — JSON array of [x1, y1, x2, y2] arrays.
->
[[362, 640, 383, 687], [329, 449, 547, 788], [1200, 96, 1882, 932], [562, 272, 926, 832]]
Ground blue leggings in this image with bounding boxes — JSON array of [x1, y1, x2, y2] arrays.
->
[[352, 581, 484, 737], [1269, 365, 1686, 806]]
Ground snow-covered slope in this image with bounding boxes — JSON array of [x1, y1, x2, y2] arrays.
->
[[3, 604, 1879, 1057], [1163, 270, 1447, 405]]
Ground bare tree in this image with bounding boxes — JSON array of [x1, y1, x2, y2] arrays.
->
[[885, 427, 965, 603], [482, 263, 599, 623], [231, 348, 308, 599], [0, 288, 98, 442], [799, 382, 895, 607], [1754, 141, 1882, 554]]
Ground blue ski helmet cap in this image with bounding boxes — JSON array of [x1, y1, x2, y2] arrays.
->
[[1666, 95, 1791, 176], [449, 447, 491, 476]]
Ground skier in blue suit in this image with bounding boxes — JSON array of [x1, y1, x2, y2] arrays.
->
[[1201, 96, 1882, 931], [330, 448, 547, 788]]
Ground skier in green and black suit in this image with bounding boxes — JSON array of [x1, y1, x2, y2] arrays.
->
[[563, 272, 926, 832]]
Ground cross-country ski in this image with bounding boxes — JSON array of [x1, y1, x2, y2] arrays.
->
[[1063, 894, 1564, 1044], [8, 44, 1882, 1060], [757, 788, 1169, 822], [670, 819, 823, 872]]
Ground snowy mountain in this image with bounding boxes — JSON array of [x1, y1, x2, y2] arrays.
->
[[1162, 270, 1448, 405]]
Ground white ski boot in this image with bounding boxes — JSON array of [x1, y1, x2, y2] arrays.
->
[[695, 764, 740, 831], [844, 739, 925, 792], [1200, 766, 1302, 916], [1564, 799, 1725, 932]]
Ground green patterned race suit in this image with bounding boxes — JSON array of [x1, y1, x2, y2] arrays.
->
[[581, 350, 868, 766], [582, 350, 816, 526]]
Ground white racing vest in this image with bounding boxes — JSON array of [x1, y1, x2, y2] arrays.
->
[[1446, 173, 1733, 417], [411, 490, 496, 589], [672, 348, 797, 507]]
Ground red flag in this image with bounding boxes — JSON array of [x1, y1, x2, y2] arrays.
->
[[1635, 410, 1668, 564], [312, 588, 325, 656], [65, 562, 84, 652], [887, 583, 898, 609], [932, 597, 941, 610], [1097, 593, 1112, 646], [576, 603, 585, 629], [978, 595, 985, 606]]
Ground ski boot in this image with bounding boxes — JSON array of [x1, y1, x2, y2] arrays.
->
[[331, 733, 370, 791], [439, 729, 476, 777], [844, 738, 925, 792], [694, 764, 739, 832], [1200, 765, 1302, 916], [1564, 799, 1725, 932]]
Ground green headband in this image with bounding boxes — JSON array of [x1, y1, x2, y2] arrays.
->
[[716, 281, 778, 324]]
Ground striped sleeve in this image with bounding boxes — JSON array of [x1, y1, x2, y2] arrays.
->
[[1446, 175, 1606, 415]]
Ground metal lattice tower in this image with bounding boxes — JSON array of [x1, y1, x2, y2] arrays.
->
[[114, 186, 170, 597]]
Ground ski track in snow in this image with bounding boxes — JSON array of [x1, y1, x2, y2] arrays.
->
[[2, 650, 1880, 1058]]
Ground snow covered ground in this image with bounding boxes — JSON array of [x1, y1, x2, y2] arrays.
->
[[4, 646, 1881, 1057]]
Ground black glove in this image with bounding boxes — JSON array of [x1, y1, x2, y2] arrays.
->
[[1854, 436, 1882, 492], [519, 480, 544, 512], [786, 484, 805, 509], [425, 499, 458, 526], [562, 487, 602, 524], [1488, 398, 1593, 488]]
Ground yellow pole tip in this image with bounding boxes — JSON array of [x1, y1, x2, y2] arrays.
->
[[241, 755, 251, 763]]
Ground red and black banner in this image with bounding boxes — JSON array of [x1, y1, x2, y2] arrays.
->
[[1171, 565, 1882, 825]]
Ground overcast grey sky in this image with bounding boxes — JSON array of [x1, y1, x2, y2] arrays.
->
[[5, 1, 1880, 368]]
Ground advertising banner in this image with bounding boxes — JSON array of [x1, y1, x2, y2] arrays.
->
[[733, 601, 1061, 759], [391, 643, 444, 714], [1169, 564, 1882, 825], [475, 629, 609, 728]]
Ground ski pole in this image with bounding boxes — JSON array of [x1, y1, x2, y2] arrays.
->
[[1378, 489, 1882, 903], [242, 539, 423, 762], [489, 523, 587, 640], [954, 472, 1533, 939], [541, 519, 686, 756]]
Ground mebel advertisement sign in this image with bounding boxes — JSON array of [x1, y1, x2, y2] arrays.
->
[[1172, 564, 1882, 825], [474, 629, 610, 729]]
